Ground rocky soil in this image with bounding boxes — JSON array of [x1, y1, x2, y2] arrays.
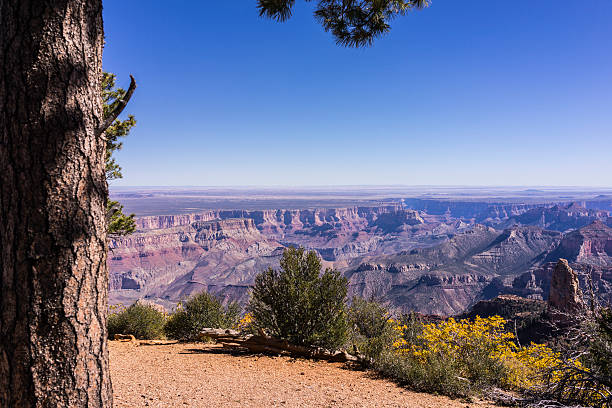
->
[[110, 341, 496, 408]]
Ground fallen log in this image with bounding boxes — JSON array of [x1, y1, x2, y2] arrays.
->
[[199, 328, 360, 363], [114, 334, 136, 342]]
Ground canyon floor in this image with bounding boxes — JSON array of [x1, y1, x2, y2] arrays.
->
[[110, 341, 496, 407]]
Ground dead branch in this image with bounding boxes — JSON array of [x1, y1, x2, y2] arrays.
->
[[200, 328, 360, 363]]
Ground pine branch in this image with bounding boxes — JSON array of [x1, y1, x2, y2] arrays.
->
[[98, 75, 137, 137]]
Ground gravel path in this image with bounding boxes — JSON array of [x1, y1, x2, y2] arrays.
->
[[110, 341, 496, 407]]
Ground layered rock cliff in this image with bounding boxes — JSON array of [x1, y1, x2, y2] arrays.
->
[[134, 205, 428, 262], [345, 225, 562, 315], [109, 205, 612, 315], [109, 218, 283, 306], [109, 206, 431, 307], [135, 205, 423, 232], [504, 222, 612, 305], [402, 198, 544, 222], [502, 203, 610, 232], [544, 220, 612, 265]]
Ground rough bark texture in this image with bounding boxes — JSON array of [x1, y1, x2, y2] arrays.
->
[[0, 1, 110, 407]]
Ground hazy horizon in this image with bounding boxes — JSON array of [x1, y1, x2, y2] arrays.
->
[[110, 184, 612, 189]]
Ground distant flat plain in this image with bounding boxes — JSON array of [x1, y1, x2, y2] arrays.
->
[[110, 186, 612, 216]]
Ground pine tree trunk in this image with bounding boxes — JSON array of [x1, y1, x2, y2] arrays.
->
[[0, 1, 111, 407]]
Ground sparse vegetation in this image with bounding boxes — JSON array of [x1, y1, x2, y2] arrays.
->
[[107, 303, 166, 340], [347, 297, 396, 361], [344, 297, 581, 400], [538, 307, 612, 407], [164, 291, 240, 341], [106, 253, 610, 405], [249, 247, 349, 351]]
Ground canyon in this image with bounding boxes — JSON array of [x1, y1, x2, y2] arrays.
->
[[108, 191, 612, 316]]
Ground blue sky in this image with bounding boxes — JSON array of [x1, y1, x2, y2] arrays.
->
[[103, 1, 612, 187]]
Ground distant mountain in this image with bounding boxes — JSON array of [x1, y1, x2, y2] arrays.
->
[[501, 203, 610, 232], [344, 225, 562, 315], [584, 196, 612, 212], [402, 198, 542, 222], [508, 221, 612, 305]]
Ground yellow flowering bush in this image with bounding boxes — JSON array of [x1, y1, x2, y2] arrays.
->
[[397, 315, 514, 357], [502, 341, 561, 390], [236, 312, 254, 332], [390, 315, 567, 393]]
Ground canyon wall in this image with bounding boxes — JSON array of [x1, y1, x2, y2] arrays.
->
[[109, 202, 612, 316]]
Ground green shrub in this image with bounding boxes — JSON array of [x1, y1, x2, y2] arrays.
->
[[249, 247, 348, 351], [164, 291, 240, 341], [373, 348, 471, 397], [349, 297, 390, 339], [107, 302, 166, 340], [347, 297, 396, 361]]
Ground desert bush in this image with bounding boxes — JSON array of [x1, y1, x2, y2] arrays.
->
[[373, 347, 472, 396], [369, 315, 566, 398], [107, 302, 166, 340], [249, 247, 348, 350], [385, 316, 510, 396], [235, 312, 256, 334], [347, 297, 396, 361], [164, 291, 240, 341]]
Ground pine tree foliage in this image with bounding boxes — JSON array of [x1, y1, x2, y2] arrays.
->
[[102, 72, 136, 236], [257, 0, 429, 47], [106, 200, 136, 236]]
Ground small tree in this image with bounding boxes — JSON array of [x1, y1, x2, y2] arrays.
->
[[164, 291, 240, 341], [250, 247, 348, 350]]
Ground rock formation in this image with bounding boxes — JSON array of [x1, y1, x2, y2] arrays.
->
[[505, 222, 612, 305], [108, 205, 433, 309], [345, 225, 561, 315], [544, 220, 612, 265], [548, 259, 584, 312], [502, 203, 610, 232]]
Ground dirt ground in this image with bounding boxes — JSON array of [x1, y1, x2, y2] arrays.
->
[[110, 341, 497, 407]]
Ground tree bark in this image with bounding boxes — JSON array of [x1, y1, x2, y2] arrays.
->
[[0, 1, 110, 407]]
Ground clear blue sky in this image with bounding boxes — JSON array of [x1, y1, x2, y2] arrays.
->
[[103, 1, 612, 187]]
